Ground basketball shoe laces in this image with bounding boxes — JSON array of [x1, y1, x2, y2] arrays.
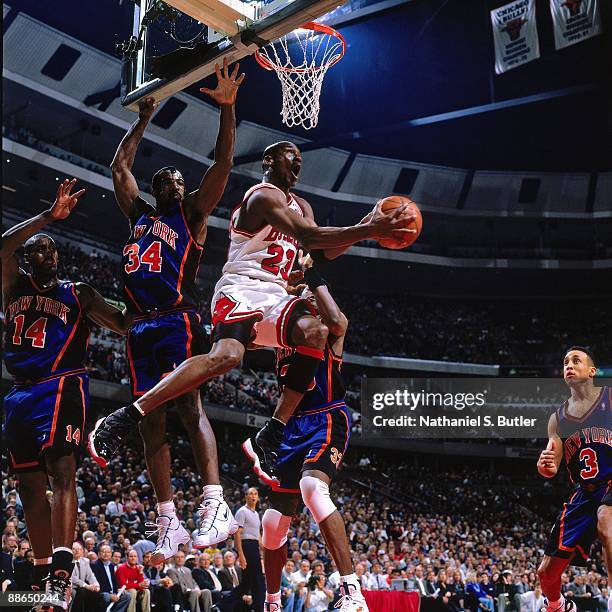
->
[[145, 515, 175, 550], [334, 582, 367, 611], [197, 498, 223, 537]]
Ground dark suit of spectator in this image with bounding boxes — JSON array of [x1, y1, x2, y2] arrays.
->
[[144, 565, 173, 612], [1, 552, 16, 591], [166, 562, 212, 612], [91, 559, 132, 612], [192, 565, 223, 604]]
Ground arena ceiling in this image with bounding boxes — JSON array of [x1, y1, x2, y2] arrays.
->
[[4, 0, 611, 171]]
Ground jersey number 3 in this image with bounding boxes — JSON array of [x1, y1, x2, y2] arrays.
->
[[12, 315, 47, 348], [579, 447, 599, 480], [123, 242, 163, 274]]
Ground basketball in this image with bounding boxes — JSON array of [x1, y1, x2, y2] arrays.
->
[[377, 195, 423, 250]]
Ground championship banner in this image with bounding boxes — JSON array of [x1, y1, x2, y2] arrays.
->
[[550, 0, 602, 50], [491, 0, 540, 74]]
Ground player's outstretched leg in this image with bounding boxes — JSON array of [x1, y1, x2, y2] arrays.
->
[[597, 504, 612, 612], [537, 556, 575, 612], [243, 316, 327, 484], [177, 393, 238, 548], [300, 470, 368, 612], [261, 495, 297, 612], [88, 339, 244, 467]]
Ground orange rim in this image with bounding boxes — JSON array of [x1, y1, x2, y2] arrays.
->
[[254, 21, 346, 73]]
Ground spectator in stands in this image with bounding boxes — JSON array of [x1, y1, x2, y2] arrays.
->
[[192, 553, 223, 604], [13, 547, 35, 591], [367, 562, 388, 590], [166, 550, 213, 612], [280, 560, 296, 612], [71, 541, 101, 612], [516, 583, 545, 612], [91, 543, 132, 612], [143, 553, 174, 612], [304, 573, 333, 612], [116, 548, 151, 612]]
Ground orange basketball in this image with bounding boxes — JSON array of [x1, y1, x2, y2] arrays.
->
[[376, 195, 423, 250]]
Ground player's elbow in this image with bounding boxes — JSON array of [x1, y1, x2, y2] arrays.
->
[[326, 313, 348, 337], [296, 227, 318, 251]]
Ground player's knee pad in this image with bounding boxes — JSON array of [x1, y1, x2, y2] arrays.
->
[[261, 509, 292, 550], [299, 476, 336, 524]]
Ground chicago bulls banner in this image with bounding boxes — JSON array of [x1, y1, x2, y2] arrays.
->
[[550, 0, 602, 49], [490, 0, 541, 74]]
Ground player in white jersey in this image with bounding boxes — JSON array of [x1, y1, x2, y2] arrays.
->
[[89, 140, 414, 484]]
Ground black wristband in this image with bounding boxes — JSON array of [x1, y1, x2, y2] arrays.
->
[[309, 250, 330, 267], [303, 266, 327, 291]]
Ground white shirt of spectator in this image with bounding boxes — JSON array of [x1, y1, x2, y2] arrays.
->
[[519, 591, 546, 612], [368, 573, 387, 590], [306, 587, 332, 612]]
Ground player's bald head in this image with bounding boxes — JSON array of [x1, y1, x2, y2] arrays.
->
[[262, 141, 299, 171], [24, 233, 55, 256]]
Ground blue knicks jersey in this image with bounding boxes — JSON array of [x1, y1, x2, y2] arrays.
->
[[123, 202, 203, 313], [557, 387, 612, 486], [276, 343, 346, 413], [4, 273, 90, 381]]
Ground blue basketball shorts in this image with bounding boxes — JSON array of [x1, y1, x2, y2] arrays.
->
[[4, 372, 89, 473], [126, 311, 208, 396], [273, 402, 351, 494], [544, 479, 612, 565]]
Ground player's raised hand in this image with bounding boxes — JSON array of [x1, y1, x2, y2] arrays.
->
[[50, 178, 86, 220], [297, 249, 313, 271], [138, 97, 158, 121], [368, 200, 418, 240], [537, 438, 558, 478], [200, 57, 245, 106]]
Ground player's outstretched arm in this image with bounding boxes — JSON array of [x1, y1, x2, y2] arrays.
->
[[187, 58, 245, 218], [1, 179, 85, 298], [110, 97, 158, 221], [252, 189, 416, 250], [297, 251, 348, 340], [76, 283, 131, 336], [537, 413, 563, 478], [295, 197, 374, 261]]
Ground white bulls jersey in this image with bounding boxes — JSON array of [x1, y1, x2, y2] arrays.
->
[[221, 183, 303, 287]]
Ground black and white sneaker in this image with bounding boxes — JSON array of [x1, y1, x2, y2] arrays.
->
[[88, 405, 140, 468], [242, 419, 285, 486], [38, 569, 72, 611]]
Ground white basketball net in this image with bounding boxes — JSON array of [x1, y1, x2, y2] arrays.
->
[[257, 27, 344, 130]]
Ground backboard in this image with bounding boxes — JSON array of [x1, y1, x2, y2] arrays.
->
[[120, 0, 349, 111]]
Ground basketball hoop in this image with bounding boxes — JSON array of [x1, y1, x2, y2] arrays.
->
[[255, 22, 346, 130]]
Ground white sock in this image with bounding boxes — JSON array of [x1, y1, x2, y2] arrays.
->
[[157, 500, 176, 517], [265, 591, 281, 603], [341, 573, 360, 589], [133, 400, 145, 415], [34, 557, 52, 565], [203, 484, 223, 500]]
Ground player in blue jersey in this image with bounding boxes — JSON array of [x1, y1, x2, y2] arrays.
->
[[258, 252, 369, 612], [89, 58, 245, 561], [1, 179, 130, 610], [536, 347, 611, 612]]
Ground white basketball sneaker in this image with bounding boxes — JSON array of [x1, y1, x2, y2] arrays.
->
[[146, 514, 191, 564], [193, 497, 239, 548], [264, 602, 281, 611], [335, 582, 369, 612]]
